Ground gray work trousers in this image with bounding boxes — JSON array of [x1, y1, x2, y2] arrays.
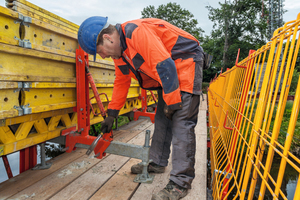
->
[[149, 90, 200, 189]]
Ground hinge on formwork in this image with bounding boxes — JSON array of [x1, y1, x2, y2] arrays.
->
[[14, 36, 32, 49], [13, 13, 32, 49], [13, 82, 23, 93], [23, 82, 32, 91], [22, 104, 32, 115], [13, 105, 24, 116], [21, 83, 32, 114], [15, 13, 32, 25], [12, 82, 32, 116]]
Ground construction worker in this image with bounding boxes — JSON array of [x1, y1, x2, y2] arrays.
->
[[78, 16, 205, 200]]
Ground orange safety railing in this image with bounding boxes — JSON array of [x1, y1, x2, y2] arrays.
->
[[208, 13, 300, 199]]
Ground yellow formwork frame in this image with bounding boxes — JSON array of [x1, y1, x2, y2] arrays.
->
[[208, 13, 300, 200], [7, 0, 79, 32], [0, 90, 157, 156], [0, 1, 158, 156]]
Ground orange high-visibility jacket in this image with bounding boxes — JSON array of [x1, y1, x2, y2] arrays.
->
[[107, 18, 204, 117]]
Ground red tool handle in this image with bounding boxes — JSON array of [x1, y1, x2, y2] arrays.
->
[[85, 63, 107, 118]]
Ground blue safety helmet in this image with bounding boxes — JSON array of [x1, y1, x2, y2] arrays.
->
[[78, 16, 108, 61]]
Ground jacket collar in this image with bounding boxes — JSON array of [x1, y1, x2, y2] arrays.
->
[[116, 23, 127, 52]]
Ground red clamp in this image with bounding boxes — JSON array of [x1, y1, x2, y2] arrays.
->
[[93, 131, 113, 159], [134, 89, 156, 123]]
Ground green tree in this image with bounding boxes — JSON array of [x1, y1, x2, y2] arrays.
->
[[204, 0, 269, 72], [141, 2, 204, 41]]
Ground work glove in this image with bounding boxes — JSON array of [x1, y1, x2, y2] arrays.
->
[[163, 104, 176, 120], [101, 116, 115, 133]]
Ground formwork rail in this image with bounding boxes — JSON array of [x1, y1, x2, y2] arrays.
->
[[0, 0, 157, 156], [208, 13, 300, 199]]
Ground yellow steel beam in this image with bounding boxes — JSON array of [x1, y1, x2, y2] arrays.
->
[[0, 93, 157, 156], [7, 1, 78, 32], [15, 120, 35, 140], [6, 0, 79, 31], [0, 126, 16, 144], [33, 118, 48, 134], [0, 82, 21, 119], [1, 126, 66, 156], [0, 7, 20, 46], [48, 115, 62, 131], [0, 5, 111, 62], [0, 43, 115, 82]]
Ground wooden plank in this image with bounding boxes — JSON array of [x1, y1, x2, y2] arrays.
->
[[0, 148, 86, 199], [8, 151, 103, 199], [89, 125, 154, 200], [89, 158, 141, 200], [4, 118, 153, 199], [49, 154, 130, 200], [132, 96, 208, 200], [131, 153, 172, 200], [184, 110, 207, 200], [51, 122, 154, 200]]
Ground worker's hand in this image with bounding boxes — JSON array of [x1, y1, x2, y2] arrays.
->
[[163, 104, 176, 120], [101, 116, 115, 133]]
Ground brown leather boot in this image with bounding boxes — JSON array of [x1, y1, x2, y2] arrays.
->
[[131, 162, 165, 174], [151, 180, 188, 200]]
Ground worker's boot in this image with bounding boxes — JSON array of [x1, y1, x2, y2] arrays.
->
[[151, 180, 188, 200], [131, 162, 165, 174]]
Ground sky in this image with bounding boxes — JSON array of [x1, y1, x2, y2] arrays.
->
[[0, 0, 299, 36]]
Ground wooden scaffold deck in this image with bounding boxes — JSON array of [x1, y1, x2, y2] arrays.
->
[[0, 95, 208, 200]]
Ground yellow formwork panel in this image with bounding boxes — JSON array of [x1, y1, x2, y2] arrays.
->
[[0, 82, 21, 119], [7, 2, 78, 33], [0, 0, 157, 157], [0, 7, 21, 46], [0, 92, 157, 156], [6, 0, 79, 32], [0, 5, 78, 57], [0, 5, 109, 62], [0, 43, 115, 82]]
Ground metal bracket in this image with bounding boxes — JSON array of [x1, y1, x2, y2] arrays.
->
[[13, 82, 23, 93], [14, 105, 24, 116], [214, 169, 232, 179], [23, 82, 32, 88], [22, 104, 32, 115], [14, 36, 32, 49], [22, 82, 31, 91], [67, 130, 155, 183], [211, 169, 232, 189], [17, 13, 32, 24], [32, 143, 52, 170]]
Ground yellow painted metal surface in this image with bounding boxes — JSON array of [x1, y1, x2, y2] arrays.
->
[[6, 0, 79, 33], [208, 13, 300, 199], [0, 1, 157, 156]]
